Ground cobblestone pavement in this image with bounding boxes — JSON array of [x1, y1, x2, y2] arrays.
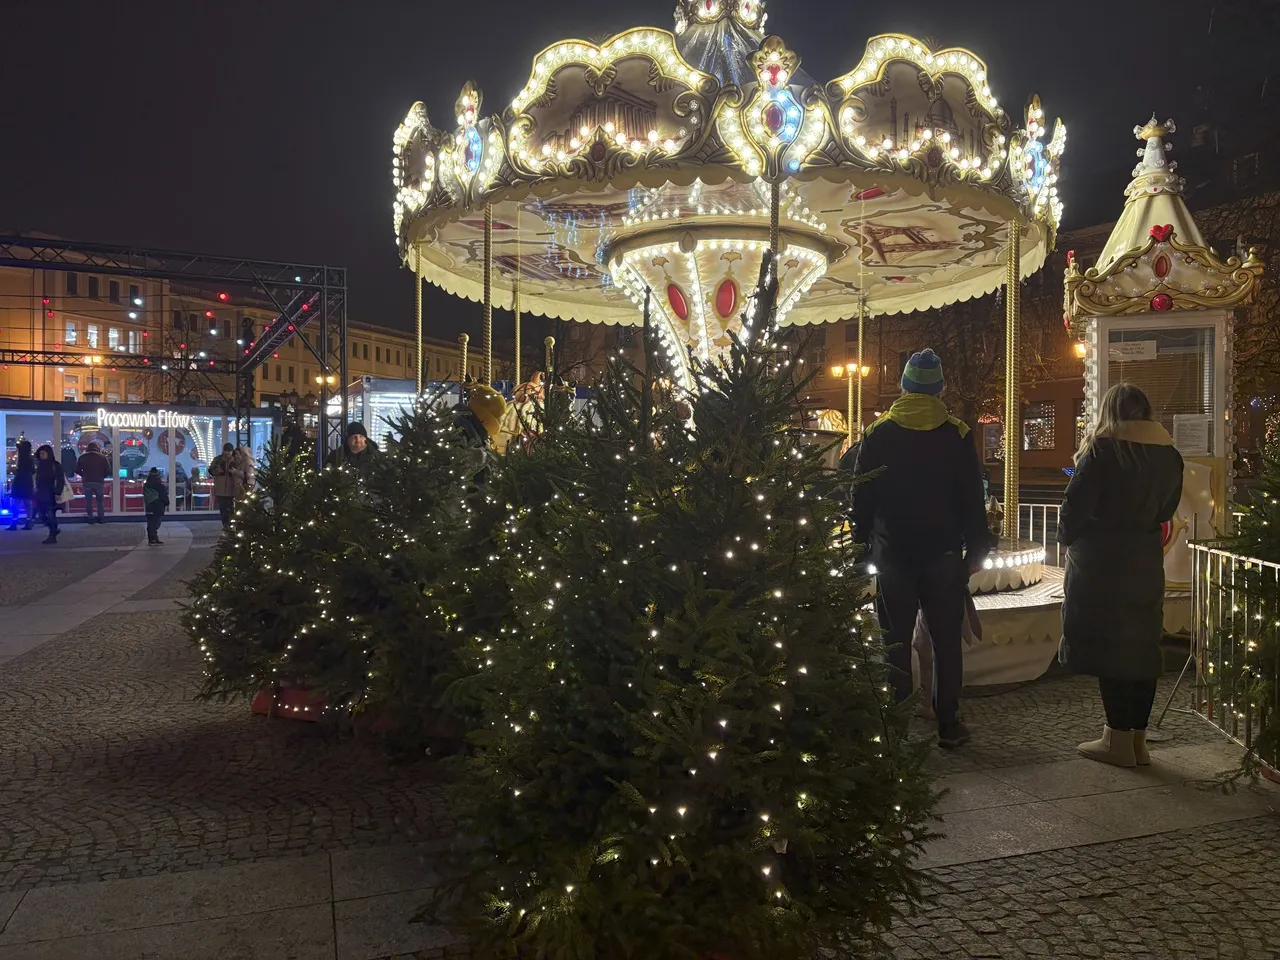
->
[[0, 523, 143, 607], [924, 672, 1221, 776], [0, 604, 450, 893], [889, 816, 1280, 960]]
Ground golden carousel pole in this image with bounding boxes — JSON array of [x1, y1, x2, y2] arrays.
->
[[512, 208, 522, 388], [458, 332, 470, 388], [769, 180, 780, 254], [855, 298, 866, 431], [483, 202, 494, 386], [1003, 221, 1022, 541], [544, 336, 555, 377], [413, 243, 424, 395]]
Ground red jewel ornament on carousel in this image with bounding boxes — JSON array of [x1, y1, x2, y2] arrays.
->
[[1149, 223, 1173, 243], [1150, 293, 1173, 312]]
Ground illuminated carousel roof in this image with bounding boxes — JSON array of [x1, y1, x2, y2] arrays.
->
[[392, 0, 1066, 359], [1064, 117, 1263, 332]]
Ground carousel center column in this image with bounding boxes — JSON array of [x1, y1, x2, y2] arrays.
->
[[1003, 220, 1022, 539]]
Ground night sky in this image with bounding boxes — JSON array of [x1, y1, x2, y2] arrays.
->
[[1, 0, 1237, 339]]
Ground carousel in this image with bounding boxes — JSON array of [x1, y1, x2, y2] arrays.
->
[[391, 0, 1069, 684]]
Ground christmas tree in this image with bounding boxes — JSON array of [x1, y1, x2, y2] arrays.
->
[[185, 445, 375, 714], [433, 340, 935, 959], [1219, 437, 1280, 781]]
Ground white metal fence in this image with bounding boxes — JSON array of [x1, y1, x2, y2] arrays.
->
[[1018, 502, 1063, 567], [1187, 544, 1280, 764]]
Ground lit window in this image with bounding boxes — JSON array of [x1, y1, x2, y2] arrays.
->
[[1023, 401, 1056, 451], [108, 328, 121, 350], [87, 324, 100, 348], [65, 320, 78, 345]]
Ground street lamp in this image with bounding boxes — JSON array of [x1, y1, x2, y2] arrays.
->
[[830, 363, 872, 442]]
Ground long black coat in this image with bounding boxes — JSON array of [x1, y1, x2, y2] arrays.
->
[[1058, 420, 1184, 680]]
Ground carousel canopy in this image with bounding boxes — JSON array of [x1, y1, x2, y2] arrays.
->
[[393, 0, 1065, 368], [1064, 116, 1263, 332]]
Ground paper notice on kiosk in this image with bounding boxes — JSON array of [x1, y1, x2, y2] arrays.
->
[[1173, 414, 1211, 457], [1108, 340, 1158, 361]]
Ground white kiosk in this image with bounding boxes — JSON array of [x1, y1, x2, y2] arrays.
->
[[1065, 117, 1262, 616]]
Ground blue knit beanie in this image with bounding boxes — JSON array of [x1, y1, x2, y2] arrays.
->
[[901, 348, 944, 396]]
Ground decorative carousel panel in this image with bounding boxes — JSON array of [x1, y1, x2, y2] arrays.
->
[[410, 170, 1046, 325], [506, 31, 716, 180]]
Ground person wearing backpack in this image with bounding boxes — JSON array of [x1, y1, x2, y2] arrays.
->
[[143, 468, 169, 545]]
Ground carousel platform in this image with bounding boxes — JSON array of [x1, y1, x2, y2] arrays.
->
[[963, 568, 1195, 687]]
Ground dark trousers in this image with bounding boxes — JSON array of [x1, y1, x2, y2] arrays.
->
[[37, 502, 59, 535], [1098, 678, 1157, 731], [216, 496, 233, 527], [82, 481, 105, 520], [146, 512, 163, 542], [876, 555, 968, 726]]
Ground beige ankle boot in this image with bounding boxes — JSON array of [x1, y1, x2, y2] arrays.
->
[[1077, 725, 1137, 767], [1133, 730, 1151, 766]]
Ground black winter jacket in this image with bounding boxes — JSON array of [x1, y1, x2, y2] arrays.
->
[[1058, 420, 1184, 680], [851, 394, 992, 569]]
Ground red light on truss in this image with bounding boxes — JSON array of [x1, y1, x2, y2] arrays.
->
[[217, 292, 231, 302]]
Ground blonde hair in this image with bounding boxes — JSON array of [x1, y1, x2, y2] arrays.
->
[[1075, 382, 1153, 465]]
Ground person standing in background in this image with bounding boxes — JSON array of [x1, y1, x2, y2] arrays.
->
[[6, 439, 36, 531], [210, 443, 245, 527], [1060, 383, 1183, 767], [852, 348, 993, 749], [143, 468, 169, 545], [33, 444, 66, 545], [77, 442, 111, 524]]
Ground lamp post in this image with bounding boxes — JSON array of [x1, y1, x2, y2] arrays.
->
[[830, 363, 871, 443]]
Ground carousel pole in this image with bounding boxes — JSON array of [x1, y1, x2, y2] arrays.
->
[[769, 179, 780, 254], [1003, 221, 1022, 540], [413, 243, 424, 395], [513, 208, 522, 388], [544, 336, 555, 377], [483, 202, 494, 386], [458, 332, 470, 406], [845, 368, 855, 445], [855, 297, 866, 431]]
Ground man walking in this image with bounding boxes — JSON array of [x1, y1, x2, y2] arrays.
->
[[76, 442, 111, 524], [852, 348, 992, 748]]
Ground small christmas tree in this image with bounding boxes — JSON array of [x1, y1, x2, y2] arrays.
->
[[185, 445, 375, 713], [434, 339, 935, 959]]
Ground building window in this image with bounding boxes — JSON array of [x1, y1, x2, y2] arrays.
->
[[66, 273, 78, 296], [88, 276, 100, 298], [188, 313, 199, 332], [108, 327, 121, 351], [87, 324, 100, 348], [436, 356, 441, 373], [172, 309, 183, 331], [128, 330, 141, 354], [106, 378, 122, 402], [288, 366, 295, 383], [276, 364, 282, 381], [982, 422, 1003, 463], [108, 280, 120, 303], [63, 374, 79, 401], [208, 316, 218, 335], [363, 343, 369, 361], [396, 350, 401, 366], [376, 346, 381, 363], [352, 341, 359, 359], [1023, 401, 1056, 451], [65, 320, 78, 345], [128, 284, 140, 303]]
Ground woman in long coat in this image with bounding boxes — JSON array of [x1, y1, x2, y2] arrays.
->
[[1059, 383, 1183, 767], [33, 444, 67, 545]]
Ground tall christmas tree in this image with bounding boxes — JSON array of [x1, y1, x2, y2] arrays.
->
[[434, 338, 935, 959]]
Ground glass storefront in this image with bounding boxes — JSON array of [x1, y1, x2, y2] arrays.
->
[[1, 401, 278, 519]]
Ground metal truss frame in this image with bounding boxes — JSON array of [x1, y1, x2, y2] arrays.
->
[[0, 236, 348, 464]]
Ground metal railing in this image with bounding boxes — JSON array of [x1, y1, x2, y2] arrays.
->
[[1189, 543, 1280, 766], [1018, 502, 1063, 567]]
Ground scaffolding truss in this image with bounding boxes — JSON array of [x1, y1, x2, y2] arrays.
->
[[0, 235, 348, 461]]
